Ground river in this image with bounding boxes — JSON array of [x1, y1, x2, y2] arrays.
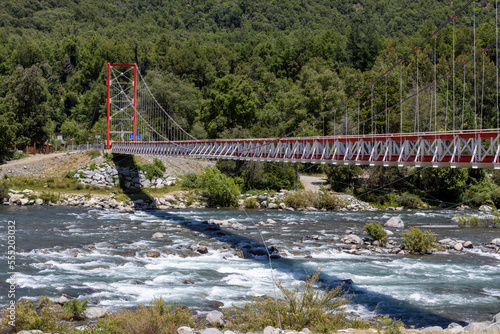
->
[[0, 205, 499, 328]]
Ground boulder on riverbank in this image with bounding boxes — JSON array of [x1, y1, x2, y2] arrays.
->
[[384, 216, 404, 228]]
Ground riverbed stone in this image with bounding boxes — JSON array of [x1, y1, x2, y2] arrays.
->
[[146, 251, 161, 258], [464, 322, 490, 332], [202, 329, 223, 334], [384, 216, 404, 228], [446, 323, 464, 333], [454, 243, 463, 251], [83, 307, 109, 319], [152, 232, 166, 239], [177, 326, 194, 334], [479, 323, 500, 332], [56, 295, 69, 305], [463, 241, 473, 248], [422, 326, 444, 332], [206, 310, 224, 326], [479, 205, 493, 212], [341, 234, 364, 245], [491, 238, 500, 246], [264, 326, 275, 334], [493, 311, 500, 323]]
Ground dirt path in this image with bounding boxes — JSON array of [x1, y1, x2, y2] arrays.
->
[[300, 175, 329, 192], [0, 151, 215, 178]]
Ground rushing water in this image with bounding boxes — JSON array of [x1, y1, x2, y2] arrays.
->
[[0, 205, 499, 327]]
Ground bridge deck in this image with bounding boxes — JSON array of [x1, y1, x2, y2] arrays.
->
[[111, 130, 500, 169]]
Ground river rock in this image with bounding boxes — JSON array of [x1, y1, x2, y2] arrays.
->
[[35, 198, 44, 205], [152, 232, 166, 239], [464, 322, 491, 332], [119, 206, 134, 213], [479, 205, 493, 212], [493, 311, 500, 323], [83, 307, 109, 319], [479, 323, 500, 332], [384, 229, 394, 236], [491, 238, 500, 246], [146, 251, 161, 258], [264, 326, 275, 334], [202, 329, 223, 334], [178, 326, 194, 334], [384, 216, 404, 228], [463, 241, 473, 248], [454, 243, 463, 251], [206, 310, 224, 326], [341, 234, 364, 245], [56, 295, 69, 305], [446, 323, 464, 333], [268, 203, 279, 209], [422, 326, 444, 332]]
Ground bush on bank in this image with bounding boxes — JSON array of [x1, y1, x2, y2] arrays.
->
[[402, 226, 436, 254]]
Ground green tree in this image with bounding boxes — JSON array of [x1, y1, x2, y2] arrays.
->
[[7, 65, 50, 148], [201, 74, 257, 138]]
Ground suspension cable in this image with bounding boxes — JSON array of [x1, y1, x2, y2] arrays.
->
[[453, 16, 456, 131], [481, 51, 485, 129], [462, 64, 466, 130], [473, 0, 477, 134]]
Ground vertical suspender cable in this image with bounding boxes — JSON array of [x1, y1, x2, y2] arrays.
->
[[497, 0, 499, 131], [453, 17, 456, 132], [473, 0, 477, 134], [416, 49, 420, 133], [462, 65, 466, 130], [434, 33, 437, 136], [385, 73, 388, 134], [371, 84, 374, 135], [358, 94, 361, 137], [445, 76, 449, 132], [481, 52, 485, 130], [400, 62, 403, 134]]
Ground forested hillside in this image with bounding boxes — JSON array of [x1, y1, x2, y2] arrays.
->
[[2, 0, 500, 207], [0, 0, 496, 155]]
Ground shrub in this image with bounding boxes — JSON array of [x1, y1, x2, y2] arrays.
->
[[201, 167, 240, 207], [100, 298, 195, 334], [0, 296, 68, 332], [456, 214, 500, 227], [243, 197, 259, 208], [40, 192, 60, 203], [224, 270, 351, 333], [402, 226, 436, 254], [284, 190, 319, 208], [363, 222, 387, 245], [396, 192, 422, 208], [140, 158, 166, 180], [63, 299, 88, 321], [0, 180, 9, 201], [182, 172, 202, 189], [319, 186, 348, 210], [86, 149, 101, 159], [378, 315, 404, 334]]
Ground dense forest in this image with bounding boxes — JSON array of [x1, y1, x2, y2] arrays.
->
[[1, 0, 500, 206]]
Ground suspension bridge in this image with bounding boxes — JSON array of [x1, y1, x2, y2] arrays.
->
[[108, 0, 500, 169]]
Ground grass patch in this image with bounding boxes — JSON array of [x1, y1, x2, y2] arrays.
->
[[99, 298, 195, 334], [40, 192, 61, 203], [85, 149, 101, 159], [224, 270, 353, 333]]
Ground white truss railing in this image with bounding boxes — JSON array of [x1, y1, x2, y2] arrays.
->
[[111, 130, 500, 169]]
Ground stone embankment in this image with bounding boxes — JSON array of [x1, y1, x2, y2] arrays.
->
[[73, 163, 176, 189]]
